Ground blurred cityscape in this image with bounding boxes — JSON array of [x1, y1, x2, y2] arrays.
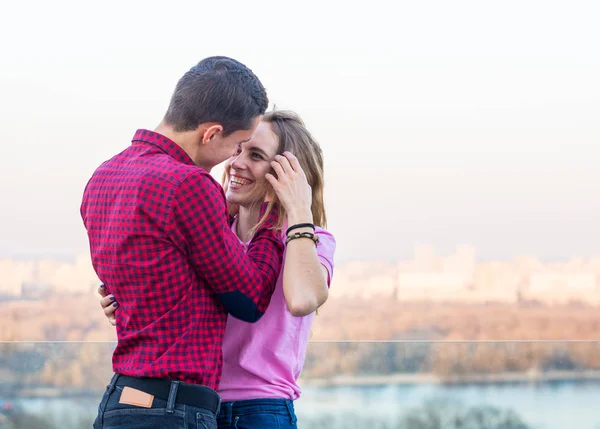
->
[[2, 248, 600, 429], [2, 245, 600, 306]]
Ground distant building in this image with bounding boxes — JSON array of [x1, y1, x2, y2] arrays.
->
[[396, 272, 470, 302], [524, 273, 599, 305], [21, 281, 52, 299]]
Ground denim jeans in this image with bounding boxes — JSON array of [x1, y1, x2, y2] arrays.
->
[[217, 398, 298, 429], [93, 374, 218, 429]]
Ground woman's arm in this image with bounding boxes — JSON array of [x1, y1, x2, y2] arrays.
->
[[266, 152, 331, 317], [283, 238, 329, 316]]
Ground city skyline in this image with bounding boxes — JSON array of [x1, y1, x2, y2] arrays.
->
[[3, 245, 600, 307]]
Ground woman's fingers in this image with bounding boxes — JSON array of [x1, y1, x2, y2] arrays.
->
[[104, 301, 118, 316], [282, 152, 303, 175], [274, 154, 294, 176], [101, 295, 118, 326], [98, 285, 117, 327], [100, 295, 114, 309], [270, 159, 286, 182]]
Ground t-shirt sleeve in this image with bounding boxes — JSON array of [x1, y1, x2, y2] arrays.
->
[[315, 227, 336, 287]]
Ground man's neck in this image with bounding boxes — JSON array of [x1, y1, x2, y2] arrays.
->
[[236, 204, 262, 242], [154, 122, 211, 171]]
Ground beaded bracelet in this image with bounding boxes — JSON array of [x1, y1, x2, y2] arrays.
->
[[285, 231, 319, 246]]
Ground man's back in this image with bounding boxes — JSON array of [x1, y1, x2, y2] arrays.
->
[[81, 130, 283, 389]]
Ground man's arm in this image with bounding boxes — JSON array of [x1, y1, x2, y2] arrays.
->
[[171, 171, 284, 322]]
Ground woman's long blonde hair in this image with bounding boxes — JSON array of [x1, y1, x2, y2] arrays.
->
[[223, 110, 327, 235]]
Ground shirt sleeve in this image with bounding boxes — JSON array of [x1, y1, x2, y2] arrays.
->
[[315, 227, 336, 287], [171, 170, 284, 322]]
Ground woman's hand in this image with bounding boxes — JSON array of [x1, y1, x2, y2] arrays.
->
[[98, 284, 118, 327], [265, 152, 313, 225]]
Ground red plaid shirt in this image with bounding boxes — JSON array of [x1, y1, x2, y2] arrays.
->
[[81, 129, 283, 388]]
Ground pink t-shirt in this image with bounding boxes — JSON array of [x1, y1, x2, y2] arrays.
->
[[217, 219, 336, 401]]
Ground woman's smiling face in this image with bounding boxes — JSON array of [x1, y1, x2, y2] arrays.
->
[[224, 121, 279, 207]]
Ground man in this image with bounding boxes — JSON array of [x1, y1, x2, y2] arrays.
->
[[81, 57, 285, 429]]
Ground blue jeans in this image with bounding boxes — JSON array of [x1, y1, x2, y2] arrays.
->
[[94, 374, 218, 429], [217, 399, 298, 429]]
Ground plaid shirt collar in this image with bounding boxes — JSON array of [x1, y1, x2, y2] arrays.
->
[[132, 129, 195, 166]]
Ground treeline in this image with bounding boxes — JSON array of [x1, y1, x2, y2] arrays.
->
[[1, 296, 600, 391], [303, 298, 600, 378], [302, 341, 600, 379]]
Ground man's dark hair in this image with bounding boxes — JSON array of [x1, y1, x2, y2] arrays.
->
[[164, 56, 268, 136]]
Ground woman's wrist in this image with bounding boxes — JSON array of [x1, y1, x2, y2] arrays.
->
[[286, 222, 315, 236], [286, 208, 313, 226]]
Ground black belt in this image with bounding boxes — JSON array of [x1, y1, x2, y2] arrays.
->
[[115, 375, 221, 414]]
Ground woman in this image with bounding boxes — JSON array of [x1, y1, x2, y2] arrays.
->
[[99, 110, 336, 429]]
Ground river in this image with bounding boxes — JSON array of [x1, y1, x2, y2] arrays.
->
[[15, 380, 600, 429]]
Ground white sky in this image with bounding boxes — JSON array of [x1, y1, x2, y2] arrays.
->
[[0, 0, 599, 263]]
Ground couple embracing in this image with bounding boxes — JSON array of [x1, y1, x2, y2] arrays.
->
[[81, 56, 335, 429]]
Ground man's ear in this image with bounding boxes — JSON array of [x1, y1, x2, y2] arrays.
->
[[201, 124, 224, 144]]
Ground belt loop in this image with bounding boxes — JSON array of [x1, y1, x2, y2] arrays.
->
[[285, 400, 297, 424], [222, 402, 233, 426], [215, 397, 222, 417], [107, 373, 120, 395], [166, 380, 180, 413], [99, 374, 121, 427]]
